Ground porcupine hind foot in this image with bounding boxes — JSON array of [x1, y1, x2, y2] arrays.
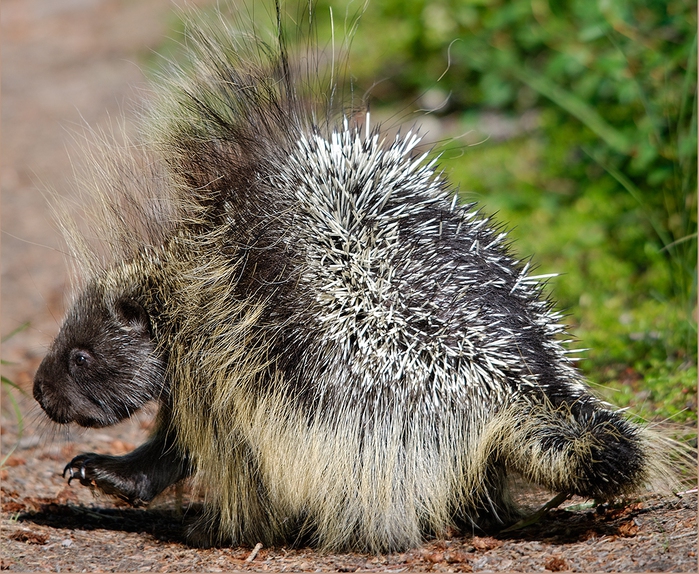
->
[[183, 511, 231, 549]]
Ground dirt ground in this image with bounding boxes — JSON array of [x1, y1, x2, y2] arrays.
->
[[1, 0, 697, 572]]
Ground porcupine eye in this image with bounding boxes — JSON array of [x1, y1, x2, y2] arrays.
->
[[69, 349, 93, 372]]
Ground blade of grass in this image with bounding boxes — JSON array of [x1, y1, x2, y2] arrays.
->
[[0, 386, 25, 467], [1, 321, 30, 344], [582, 145, 673, 248], [2, 321, 31, 465], [507, 64, 632, 156]]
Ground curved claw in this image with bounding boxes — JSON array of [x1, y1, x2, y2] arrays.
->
[[63, 461, 77, 481], [63, 455, 93, 487]]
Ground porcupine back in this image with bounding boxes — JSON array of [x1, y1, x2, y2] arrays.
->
[[57, 6, 688, 553]]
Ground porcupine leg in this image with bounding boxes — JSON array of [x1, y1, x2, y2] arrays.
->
[[64, 425, 191, 506], [182, 442, 284, 549]]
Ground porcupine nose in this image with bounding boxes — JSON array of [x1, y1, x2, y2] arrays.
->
[[33, 358, 71, 424], [33, 362, 47, 406]]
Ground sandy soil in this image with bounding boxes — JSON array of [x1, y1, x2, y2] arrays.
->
[[1, 0, 697, 572]]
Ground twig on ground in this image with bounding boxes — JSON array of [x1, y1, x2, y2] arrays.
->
[[501, 491, 570, 533], [246, 542, 263, 562]]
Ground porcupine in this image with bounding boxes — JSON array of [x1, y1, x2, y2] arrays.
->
[[32, 4, 681, 553]]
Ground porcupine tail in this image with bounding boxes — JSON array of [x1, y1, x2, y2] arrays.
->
[[470, 394, 693, 524]]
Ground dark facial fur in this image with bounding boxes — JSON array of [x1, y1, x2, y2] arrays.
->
[[33, 282, 166, 428]]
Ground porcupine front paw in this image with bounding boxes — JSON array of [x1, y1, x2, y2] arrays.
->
[[63, 433, 192, 507], [64, 453, 151, 506]]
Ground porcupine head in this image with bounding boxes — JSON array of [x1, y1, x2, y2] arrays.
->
[[33, 1, 691, 553]]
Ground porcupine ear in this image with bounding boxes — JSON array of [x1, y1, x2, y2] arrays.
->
[[114, 298, 152, 339]]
